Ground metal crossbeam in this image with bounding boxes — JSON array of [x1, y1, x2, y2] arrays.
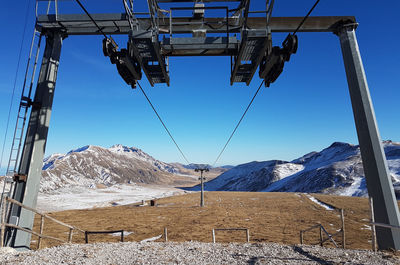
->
[[157, 0, 243, 2], [36, 14, 356, 35]]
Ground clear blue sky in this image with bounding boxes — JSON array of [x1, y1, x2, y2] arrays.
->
[[0, 0, 399, 173]]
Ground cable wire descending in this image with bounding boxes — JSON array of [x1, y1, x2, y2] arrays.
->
[[70, 0, 318, 169], [212, 80, 265, 167], [0, 0, 32, 173], [293, 0, 321, 35], [75, 0, 109, 38], [137, 81, 191, 165], [73, 0, 191, 165]]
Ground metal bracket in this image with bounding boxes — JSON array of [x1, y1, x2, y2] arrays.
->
[[331, 20, 359, 36], [20, 97, 42, 109], [12, 174, 27, 183]]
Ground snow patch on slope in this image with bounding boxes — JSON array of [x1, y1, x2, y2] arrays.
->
[[37, 184, 188, 212]]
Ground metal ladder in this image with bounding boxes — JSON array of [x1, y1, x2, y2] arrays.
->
[[1, 29, 43, 206]]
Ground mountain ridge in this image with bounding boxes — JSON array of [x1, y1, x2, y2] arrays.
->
[[41, 144, 193, 192], [188, 141, 400, 198]]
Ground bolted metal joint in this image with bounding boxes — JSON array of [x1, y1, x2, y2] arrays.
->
[[332, 20, 359, 36]]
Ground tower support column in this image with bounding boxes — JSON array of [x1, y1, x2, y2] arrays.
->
[[6, 30, 63, 249], [336, 23, 400, 250]]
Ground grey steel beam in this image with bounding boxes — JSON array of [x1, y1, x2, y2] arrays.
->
[[157, 0, 242, 2], [336, 23, 400, 250], [6, 31, 63, 250], [162, 36, 239, 56], [36, 14, 356, 35]]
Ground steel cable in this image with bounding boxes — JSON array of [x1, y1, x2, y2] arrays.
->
[[211, 80, 265, 167], [137, 81, 191, 165], [71, 0, 322, 169], [75, 0, 109, 38], [293, 0, 321, 35]]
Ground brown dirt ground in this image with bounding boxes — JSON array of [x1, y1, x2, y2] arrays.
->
[[31, 192, 398, 251]]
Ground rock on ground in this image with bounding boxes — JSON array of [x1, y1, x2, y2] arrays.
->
[[0, 242, 398, 265]]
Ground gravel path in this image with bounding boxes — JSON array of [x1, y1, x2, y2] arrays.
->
[[0, 242, 398, 265]]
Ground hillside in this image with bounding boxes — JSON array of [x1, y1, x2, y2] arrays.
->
[[189, 141, 400, 197], [41, 144, 198, 193]]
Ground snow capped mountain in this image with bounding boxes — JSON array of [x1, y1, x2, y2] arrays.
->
[[190, 141, 400, 197], [190, 160, 303, 191], [177, 163, 233, 170], [41, 145, 193, 193], [40, 141, 400, 198]]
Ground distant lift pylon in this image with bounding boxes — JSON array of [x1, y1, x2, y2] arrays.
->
[[3, 0, 400, 251]]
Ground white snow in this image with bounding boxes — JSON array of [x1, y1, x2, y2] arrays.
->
[[36, 184, 189, 212], [193, 161, 304, 191], [336, 176, 364, 197], [140, 235, 162, 243], [111, 231, 133, 237], [306, 194, 334, 211], [361, 225, 372, 230]]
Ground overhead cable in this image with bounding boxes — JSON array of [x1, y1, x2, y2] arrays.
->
[[75, 0, 109, 38], [293, 0, 321, 35], [212, 80, 265, 167], [73, 1, 191, 165], [137, 81, 191, 165]]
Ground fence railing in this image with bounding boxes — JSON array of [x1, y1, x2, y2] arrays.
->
[[0, 197, 85, 249], [212, 228, 249, 243], [299, 209, 345, 248]]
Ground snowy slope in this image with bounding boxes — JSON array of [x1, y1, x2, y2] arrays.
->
[[189, 160, 304, 191], [40, 144, 195, 193], [191, 141, 400, 197]]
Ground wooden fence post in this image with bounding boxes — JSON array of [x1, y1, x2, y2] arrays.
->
[[38, 216, 45, 249], [68, 228, 73, 243], [319, 225, 323, 246], [340, 209, 345, 249], [300, 231, 303, 244], [0, 198, 6, 247], [212, 229, 215, 243], [246, 229, 250, 243], [85, 231, 88, 244], [121, 230, 124, 242], [369, 197, 377, 252], [164, 227, 168, 242]]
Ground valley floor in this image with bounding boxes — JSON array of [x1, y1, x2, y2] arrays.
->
[[31, 191, 399, 251], [36, 183, 189, 212]]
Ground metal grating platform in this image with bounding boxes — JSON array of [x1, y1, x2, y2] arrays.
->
[[129, 31, 170, 86], [230, 29, 270, 85]]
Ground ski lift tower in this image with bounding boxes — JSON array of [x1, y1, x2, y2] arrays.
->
[[3, 0, 400, 250]]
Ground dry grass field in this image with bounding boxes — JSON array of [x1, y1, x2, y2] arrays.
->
[[31, 192, 397, 251]]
